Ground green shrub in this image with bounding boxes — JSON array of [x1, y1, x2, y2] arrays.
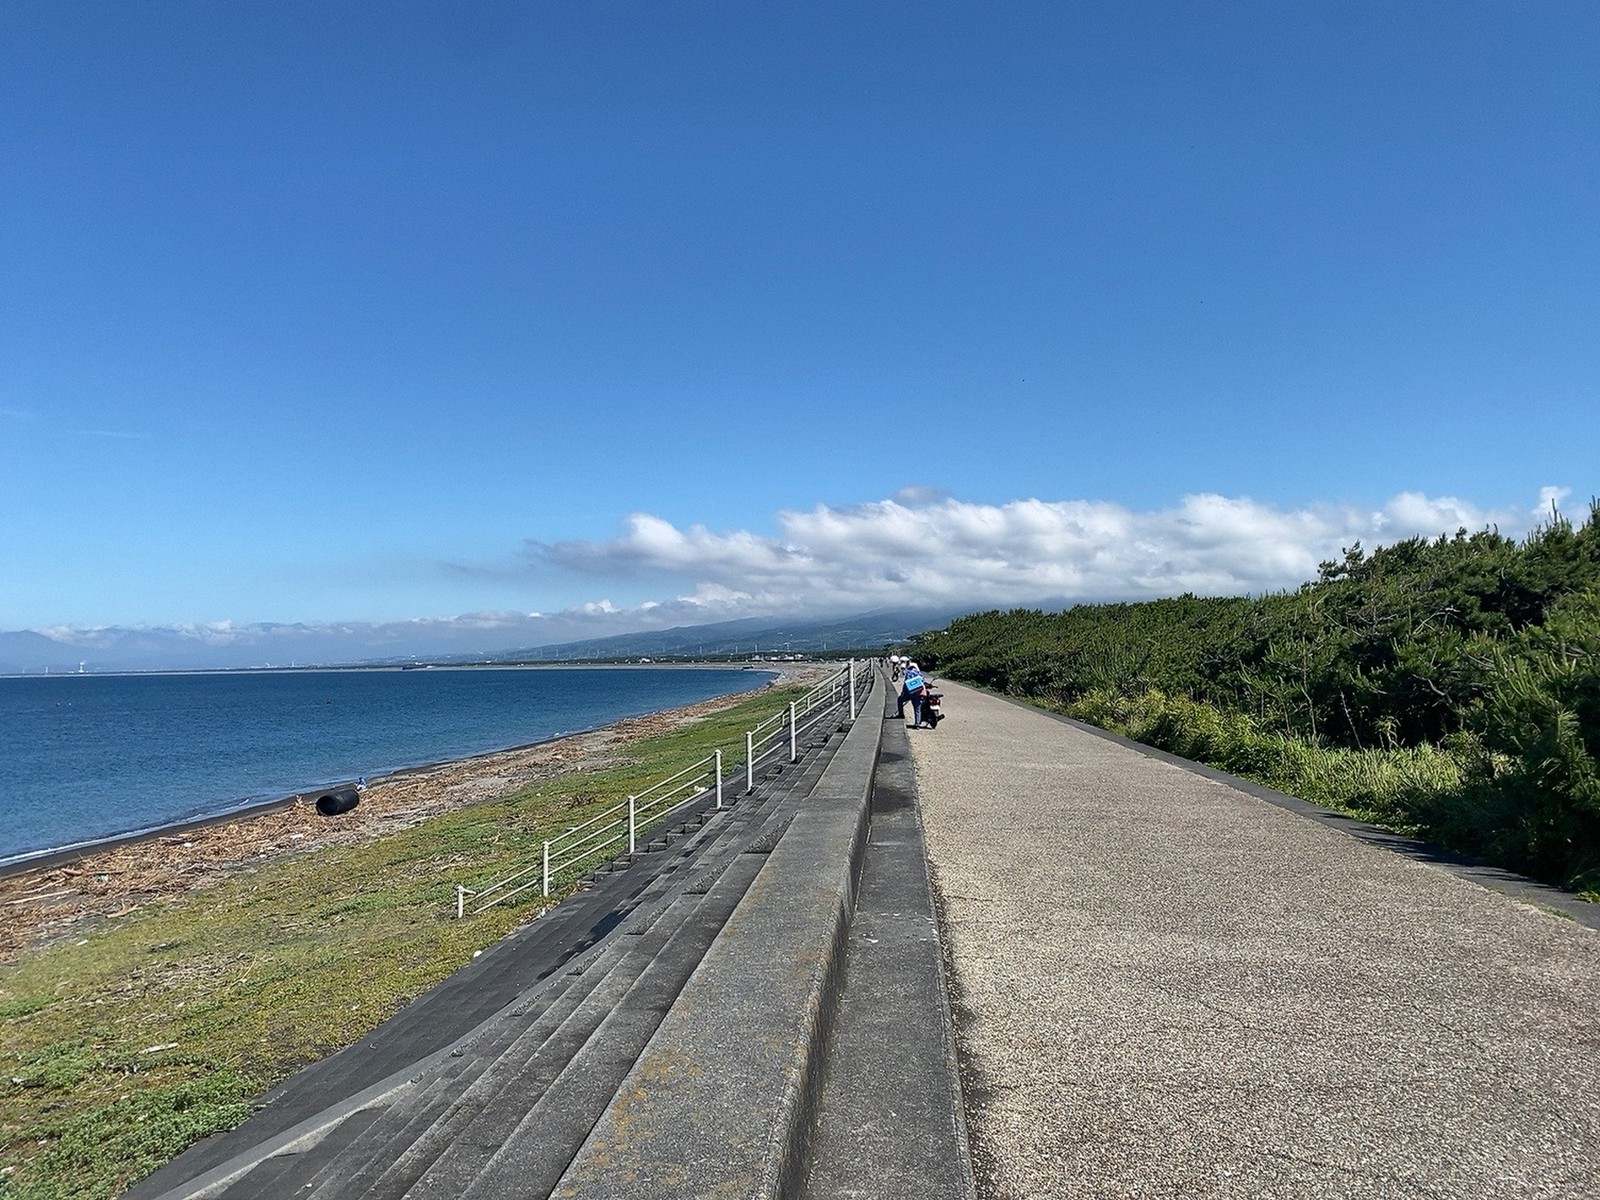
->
[[915, 510, 1600, 894]]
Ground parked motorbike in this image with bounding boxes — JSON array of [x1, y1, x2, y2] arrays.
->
[[920, 688, 944, 728]]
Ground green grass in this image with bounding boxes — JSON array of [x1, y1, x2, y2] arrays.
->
[[0, 682, 808, 1200], [1063, 686, 1468, 832]]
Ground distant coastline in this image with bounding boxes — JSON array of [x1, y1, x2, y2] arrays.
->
[[0, 658, 807, 681]]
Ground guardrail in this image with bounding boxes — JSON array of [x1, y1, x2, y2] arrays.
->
[[456, 659, 875, 917]]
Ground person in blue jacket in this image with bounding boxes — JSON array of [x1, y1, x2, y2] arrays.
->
[[898, 662, 926, 726]]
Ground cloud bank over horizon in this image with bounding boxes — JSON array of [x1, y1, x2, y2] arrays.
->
[[7, 486, 1571, 671], [533, 485, 1563, 619]]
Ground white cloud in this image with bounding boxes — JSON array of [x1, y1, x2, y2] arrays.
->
[[537, 488, 1548, 619], [17, 487, 1565, 670], [1535, 485, 1573, 519]]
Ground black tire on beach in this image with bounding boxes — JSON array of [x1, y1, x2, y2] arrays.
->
[[314, 787, 361, 816]]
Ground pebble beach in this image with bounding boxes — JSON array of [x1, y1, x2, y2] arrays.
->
[[0, 678, 811, 965]]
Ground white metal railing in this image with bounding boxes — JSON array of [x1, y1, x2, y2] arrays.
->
[[457, 658, 873, 917]]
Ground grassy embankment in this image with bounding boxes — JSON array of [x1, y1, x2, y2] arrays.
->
[[0, 682, 809, 1200]]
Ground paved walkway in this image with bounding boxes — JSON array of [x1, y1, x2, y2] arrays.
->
[[908, 682, 1600, 1200]]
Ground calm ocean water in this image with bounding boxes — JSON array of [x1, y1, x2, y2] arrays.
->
[[0, 667, 772, 866]]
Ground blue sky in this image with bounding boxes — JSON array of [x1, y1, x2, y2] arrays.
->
[[3, 2, 1596, 653]]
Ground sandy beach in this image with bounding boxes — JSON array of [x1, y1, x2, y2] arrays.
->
[[0, 675, 813, 965]]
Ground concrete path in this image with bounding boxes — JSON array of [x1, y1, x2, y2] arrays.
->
[[908, 682, 1600, 1200]]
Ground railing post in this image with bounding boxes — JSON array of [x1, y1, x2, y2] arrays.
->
[[629, 795, 637, 854], [746, 730, 755, 792], [542, 840, 551, 897], [848, 658, 857, 720], [715, 749, 724, 809], [789, 701, 798, 763]]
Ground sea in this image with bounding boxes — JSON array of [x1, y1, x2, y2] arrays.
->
[[0, 666, 773, 867]]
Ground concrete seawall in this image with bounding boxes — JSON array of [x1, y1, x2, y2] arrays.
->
[[123, 667, 974, 1199], [549, 670, 884, 1198]]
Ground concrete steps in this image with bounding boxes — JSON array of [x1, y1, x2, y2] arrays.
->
[[128, 703, 849, 1200], [126, 676, 977, 1200], [800, 715, 976, 1199], [301, 936, 649, 1199], [543, 686, 974, 1200]]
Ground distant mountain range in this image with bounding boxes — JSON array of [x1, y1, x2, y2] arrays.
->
[[489, 610, 958, 663], [0, 608, 959, 675]]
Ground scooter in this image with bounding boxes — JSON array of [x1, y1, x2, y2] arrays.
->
[[919, 688, 944, 728]]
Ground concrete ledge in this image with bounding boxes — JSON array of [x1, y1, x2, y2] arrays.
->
[[552, 674, 885, 1200], [804, 714, 977, 1199]]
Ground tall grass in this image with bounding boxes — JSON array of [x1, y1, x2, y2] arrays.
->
[[1065, 687, 1469, 835], [1063, 687, 1600, 905]]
